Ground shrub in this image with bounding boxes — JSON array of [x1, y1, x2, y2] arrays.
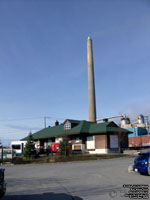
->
[[23, 133, 36, 159], [58, 140, 69, 156]]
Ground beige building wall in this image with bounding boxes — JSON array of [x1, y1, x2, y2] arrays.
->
[[95, 135, 107, 149], [88, 135, 109, 154]]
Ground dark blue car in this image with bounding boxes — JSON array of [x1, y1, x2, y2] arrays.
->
[[133, 152, 150, 175], [0, 168, 6, 199]]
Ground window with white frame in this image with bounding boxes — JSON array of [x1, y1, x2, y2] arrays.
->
[[64, 122, 71, 130]]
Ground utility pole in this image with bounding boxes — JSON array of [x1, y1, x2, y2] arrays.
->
[[1, 146, 3, 164], [0, 141, 3, 164], [145, 116, 149, 135], [44, 116, 51, 128], [44, 117, 47, 128]]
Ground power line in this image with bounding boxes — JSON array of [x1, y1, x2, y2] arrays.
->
[[0, 116, 66, 122], [0, 117, 44, 122]]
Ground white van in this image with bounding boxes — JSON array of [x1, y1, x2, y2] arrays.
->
[[11, 141, 27, 156]]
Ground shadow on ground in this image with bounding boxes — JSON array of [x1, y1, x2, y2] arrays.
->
[[4, 192, 84, 200]]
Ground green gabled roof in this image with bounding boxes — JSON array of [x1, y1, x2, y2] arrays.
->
[[21, 120, 130, 141], [88, 121, 130, 134], [70, 120, 95, 134], [33, 124, 64, 139], [22, 124, 64, 140]]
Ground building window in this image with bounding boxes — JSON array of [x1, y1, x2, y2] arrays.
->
[[64, 123, 71, 130], [86, 136, 95, 150], [110, 135, 118, 148]]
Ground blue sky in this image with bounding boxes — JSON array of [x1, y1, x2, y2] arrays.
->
[[0, 0, 150, 145]]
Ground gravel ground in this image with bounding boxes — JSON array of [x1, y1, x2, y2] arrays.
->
[[2, 156, 150, 200]]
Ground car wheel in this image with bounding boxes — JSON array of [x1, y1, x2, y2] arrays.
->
[[147, 166, 150, 176]]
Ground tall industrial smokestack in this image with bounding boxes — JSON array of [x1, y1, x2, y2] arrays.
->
[[87, 36, 97, 122]]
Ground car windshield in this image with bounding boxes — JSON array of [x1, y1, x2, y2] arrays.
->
[[136, 154, 148, 161]]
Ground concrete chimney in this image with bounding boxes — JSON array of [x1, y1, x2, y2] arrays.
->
[[87, 37, 97, 122]]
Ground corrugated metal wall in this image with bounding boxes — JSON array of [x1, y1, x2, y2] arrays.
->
[[129, 135, 150, 147], [126, 127, 147, 138]]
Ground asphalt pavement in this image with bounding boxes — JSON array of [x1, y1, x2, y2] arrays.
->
[[2, 156, 150, 200]]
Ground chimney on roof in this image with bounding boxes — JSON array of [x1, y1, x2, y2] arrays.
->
[[55, 120, 59, 126], [87, 37, 97, 122]]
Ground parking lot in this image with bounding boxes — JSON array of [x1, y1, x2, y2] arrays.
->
[[3, 156, 150, 200]]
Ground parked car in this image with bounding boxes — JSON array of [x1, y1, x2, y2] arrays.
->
[[133, 152, 150, 175], [0, 168, 6, 199]]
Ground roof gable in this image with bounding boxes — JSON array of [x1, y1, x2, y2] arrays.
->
[[63, 119, 81, 125], [106, 121, 119, 127]]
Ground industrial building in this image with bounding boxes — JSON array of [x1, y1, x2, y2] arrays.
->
[[120, 114, 150, 149]]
